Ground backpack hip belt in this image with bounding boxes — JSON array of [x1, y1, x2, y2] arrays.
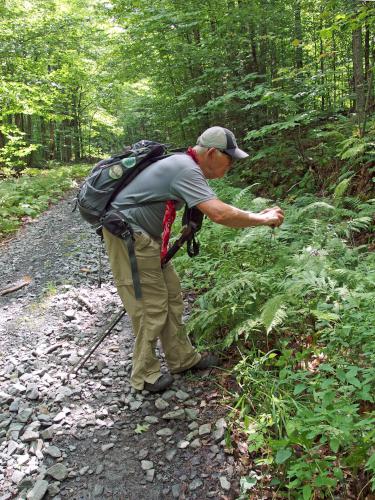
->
[[101, 210, 142, 300]]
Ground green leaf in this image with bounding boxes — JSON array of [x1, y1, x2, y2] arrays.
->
[[303, 485, 312, 500], [313, 474, 336, 487], [275, 447, 292, 464], [294, 384, 307, 395], [134, 423, 149, 434], [330, 437, 340, 453], [240, 475, 258, 492], [365, 452, 375, 473]]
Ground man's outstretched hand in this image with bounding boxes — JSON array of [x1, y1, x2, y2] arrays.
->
[[259, 206, 284, 227]]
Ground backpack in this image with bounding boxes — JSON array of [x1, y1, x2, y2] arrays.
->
[[76, 140, 168, 226]]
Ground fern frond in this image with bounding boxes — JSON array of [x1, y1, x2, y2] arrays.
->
[[226, 318, 261, 346], [260, 295, 287, 334], [346, 216, 372, 233], [207, 272, 257, 304], [333, 178, 351, 206], [233, 184, 260, 206], [299, 202, 335, 215]]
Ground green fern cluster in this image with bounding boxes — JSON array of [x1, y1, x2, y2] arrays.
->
[[174, 179, 375, 497], [0, 164, 91, 236]]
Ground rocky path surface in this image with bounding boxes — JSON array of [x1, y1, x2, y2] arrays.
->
[[0, 194, 239, 500]]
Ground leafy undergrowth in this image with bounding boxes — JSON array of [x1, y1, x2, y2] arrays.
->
[[0, 164, 91, 238], [174, 179, 375, 499]]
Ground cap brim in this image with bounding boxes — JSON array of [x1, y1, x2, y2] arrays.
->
[[225, 147, 249, 160]]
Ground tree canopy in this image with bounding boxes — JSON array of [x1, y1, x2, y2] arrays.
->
[[1, 0, 374, 190]]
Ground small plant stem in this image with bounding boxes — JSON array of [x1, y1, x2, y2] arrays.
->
[[356, 479, 372, 500]]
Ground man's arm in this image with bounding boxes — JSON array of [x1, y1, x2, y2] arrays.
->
[[196, 199, 284, 228]]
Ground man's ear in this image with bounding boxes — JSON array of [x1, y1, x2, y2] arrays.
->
[[207, 147, 217, 158]]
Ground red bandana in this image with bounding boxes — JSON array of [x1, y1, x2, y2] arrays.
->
[[160, 147, 199, 264], [186, 146, 199, 164]]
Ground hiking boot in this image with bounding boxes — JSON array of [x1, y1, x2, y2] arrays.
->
[[188, 353, 219, 372], [144, 374, 174, 393]]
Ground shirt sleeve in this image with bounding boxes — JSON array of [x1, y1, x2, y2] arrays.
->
[[170, 163, 217, 208]]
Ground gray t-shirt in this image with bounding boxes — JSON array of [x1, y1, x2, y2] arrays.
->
[[111, 153, 217, 237]]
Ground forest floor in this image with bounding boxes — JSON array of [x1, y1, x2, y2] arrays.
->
[[0, 193, 241, 500]]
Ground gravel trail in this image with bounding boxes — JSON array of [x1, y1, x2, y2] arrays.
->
[[0, 193, 239, 499]]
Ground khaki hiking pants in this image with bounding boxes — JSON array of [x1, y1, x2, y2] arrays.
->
[[103, 228, 201, 390]]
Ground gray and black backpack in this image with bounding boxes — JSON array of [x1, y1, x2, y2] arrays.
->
[[76, 140, 168, 226]]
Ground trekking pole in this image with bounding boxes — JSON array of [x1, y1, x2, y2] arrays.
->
[[69, 308, 126, 376]]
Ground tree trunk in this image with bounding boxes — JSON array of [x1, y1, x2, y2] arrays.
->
[[49, 121, 56, 160], [332, 33, 337, 109], [294, 0, 303, 69], [352, 26, 366, 134], [24, 115, 33, 167], [364, 23, 373, 111]]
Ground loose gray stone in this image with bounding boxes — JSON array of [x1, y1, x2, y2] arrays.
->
[[37, 413, 52, 423], [161, 390, 175, 400], [189, 479, 203, 491], [17, 408, 33, 423], [185, 408, 198, 420], [46, 463, 68, 481], [141, 460, 153, 471], [101, 443, 114, 452], [188, 421, 199, 430], [199, 423, 212, 436], [186, 430, 198, 441], [40, 426, 55, 440], [146, 469, 155, 482], [21, 429, 39, 442], [138, 448, 148, 460], [9, 399, 20, 412], [162, 409, 185, 420], [0, 391, 14, 404], [219, 476, 231, 491], [156, 427, 174, 437], [47, 482, 61, 496], [155, 398, 169, 410], [215, 417, 227, 430], [93, 484, 104, 496], [175, 390, 189, 401], [130, 401, 142, 411], [26, 479, 49, 500], [53, 411, 66, 423], [144, 415, 159, 424], [64, 309, 76, 320], [166, 449, 177, 462], [213, 427, 225, 442], [0, 417, 12, 429], [45, 445, 62, 458], [171, 484, 180, 498], [7, 422, 24, 440], [27, 388, 39, 401], [11, 469, 25, 484], [54, 386, 72, 401], [177, 440, 189, 449], [12, 382, 26, 394], [190, 438, 201, 449], [96, 464, 104, 475], [68, 353, 80, 366], [7, 440, 18, 456]]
